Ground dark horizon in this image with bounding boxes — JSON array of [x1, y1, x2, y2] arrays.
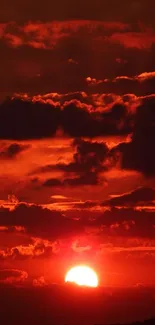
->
[[0, 285, 155, 325]]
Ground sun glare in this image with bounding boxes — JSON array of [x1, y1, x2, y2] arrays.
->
[[65, 265, 98, 287]]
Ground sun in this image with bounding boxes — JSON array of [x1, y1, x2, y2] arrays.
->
[[65, 265, 98, 287]]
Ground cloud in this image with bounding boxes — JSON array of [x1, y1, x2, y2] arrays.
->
[[0, 143, 29, 159], [1, 27, 155, 97], [99, 241, 155, 256], [43, 173, 99, 187], [0, 97, 60, 139], [94, 207, 155, 238], [60, 138, 108, 172], [42, 138, 109, 186], [0, 9, 155, 289], [137, 71, 155, 81], [0, 238, 59, 260], [61, 101, 100, 137], [63, 172, 99, 186], [0, 96, 131, 139], [0, 269, 28, 285], [71, 240, 91, 253], [33, 276, 47, 287], [51, 195, 68, 200], [0, 200, 154, 244], [86, 71, 155, 96], [0, 21, 129, 50], [111, 96, 155, 176], [109, 31, 155, 49], [0, 203, 84, 239], [103, 187, 155, 207], [8, 91, 154, 143], [0, 1, 150, 23], [62, 100, 132, 136], [43, 178, 62, 187], [0, 21, 154, 50]]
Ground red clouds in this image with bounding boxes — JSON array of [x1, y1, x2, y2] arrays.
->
[[0, 21, 130, 50], [103, 187, 155, 207], [110, 31, 155, 49], [0, 269, 28, 285], [0, 203, 84, 239], [0, 201, 154, 241], [1, 21, 155, 99], [0, 5, 155, 290], [0, 21, 154, 52], [0, 95, 132, 139]]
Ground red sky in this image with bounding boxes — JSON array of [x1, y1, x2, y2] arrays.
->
[[0, 0, 155, 291]]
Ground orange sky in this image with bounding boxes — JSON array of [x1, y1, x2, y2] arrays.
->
[[0, 0, 154, 291]]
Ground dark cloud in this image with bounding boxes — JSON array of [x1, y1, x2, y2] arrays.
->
[[63, 172, 99, 186], [0, 202, 155, 243], [1, 22, 155, 99], [73, 200, 98, 209], [61, 101, 100, 137], [0, 98, 60, 139], [100, 102, 132, 135], [60, 100, 132, 137], [43, 179, 62, 187], [33, 276, 47, 287], [43, 138, 109, 186], [0, 238, 57, 260], [94, 207, 155, 238], [87, 73, 155, 96], [0, 21, 129, 49], [0, 203, 84, 239], [0, 143, 28, 159], [103, 187, 155, 207], [0, 97, 132, 139], [0, 0, 155, 291], [0, 269, 28, 284], [0, 1, 153, 24], [60, 138, 108, 173], [112, 96, 155, 176], [43, 173, 98, 187]]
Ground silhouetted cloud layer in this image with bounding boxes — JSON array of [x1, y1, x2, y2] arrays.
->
[[0, 3, 155, 288]]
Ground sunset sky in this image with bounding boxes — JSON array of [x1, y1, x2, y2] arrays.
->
[[0, 0, 155, 290]]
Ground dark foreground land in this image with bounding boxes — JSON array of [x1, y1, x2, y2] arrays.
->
[[0, 285, 154, 325]]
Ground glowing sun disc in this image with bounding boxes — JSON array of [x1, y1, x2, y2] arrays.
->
[[65, 265, 98, 287]]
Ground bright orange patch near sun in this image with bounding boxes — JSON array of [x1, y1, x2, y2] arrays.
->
[[65, 265, 98, 287]]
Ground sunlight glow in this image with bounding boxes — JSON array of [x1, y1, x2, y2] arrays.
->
[[65, 265, 98, 287]]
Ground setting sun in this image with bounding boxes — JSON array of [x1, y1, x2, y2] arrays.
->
[[65, 265, 98, 287]]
